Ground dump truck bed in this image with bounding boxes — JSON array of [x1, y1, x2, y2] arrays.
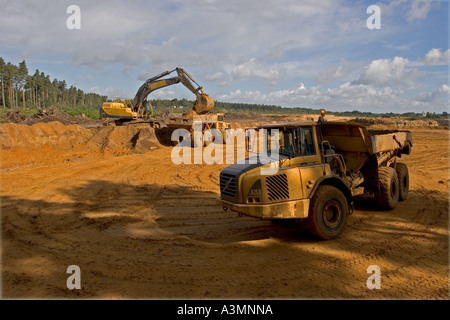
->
[[165, 113, 226, 129], [323, 122, 412, 172], [367, 129, 412, 154], [323, 122, 412, 154]]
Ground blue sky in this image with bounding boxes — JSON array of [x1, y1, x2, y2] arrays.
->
[[0, 0, 448, 113]]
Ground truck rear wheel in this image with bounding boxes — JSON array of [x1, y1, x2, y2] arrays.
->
[[306, 185, 348, 240], [395, 163, 409, 201], [376, 166, 399, 210]]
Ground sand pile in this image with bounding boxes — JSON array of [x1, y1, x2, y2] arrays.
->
[[0, 121, 161, 154]]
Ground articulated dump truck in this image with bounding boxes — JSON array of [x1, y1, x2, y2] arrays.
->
[[217, 112, 413, 240]]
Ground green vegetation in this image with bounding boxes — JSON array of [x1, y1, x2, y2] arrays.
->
[[0, 57, 107, 119]]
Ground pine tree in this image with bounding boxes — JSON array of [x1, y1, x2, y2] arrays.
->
[[18, 60, 28, 108], [5, 62, 19, 108], [0, 57, 5, 108]]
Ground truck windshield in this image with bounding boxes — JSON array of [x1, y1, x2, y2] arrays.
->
[[267, 126, 316, 157]]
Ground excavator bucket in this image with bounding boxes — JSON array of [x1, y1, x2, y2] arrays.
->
[[193, 94, 214, 115]]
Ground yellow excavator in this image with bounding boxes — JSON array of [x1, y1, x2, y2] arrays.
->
[[100, 67, 215, 125]]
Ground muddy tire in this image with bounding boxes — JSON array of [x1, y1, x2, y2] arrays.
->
[[376, 166, 399, 210], [396, 162, 409, 201], [306, 185, 348, 240]]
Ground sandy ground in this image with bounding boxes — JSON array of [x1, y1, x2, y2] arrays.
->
[[0, 119, 448, 299]]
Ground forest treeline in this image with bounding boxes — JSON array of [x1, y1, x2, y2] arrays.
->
[[0, 57, 107, 110], [151, 98, 448, 120]]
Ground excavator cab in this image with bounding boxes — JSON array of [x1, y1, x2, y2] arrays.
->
[[100, 98, 137, 119]]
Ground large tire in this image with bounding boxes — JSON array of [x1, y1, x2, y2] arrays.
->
[[376, 166, 399, 210], [306, 185, 349, 240], [395, 163, 409, 201]]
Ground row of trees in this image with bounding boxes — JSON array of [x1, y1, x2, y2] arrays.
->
[[151, 98, 309, 115], [151, 98, 448, 119], [0, 57, 107, 110]]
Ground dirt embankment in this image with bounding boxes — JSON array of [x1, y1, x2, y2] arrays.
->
[[1, 107, 106, 127], [0, 122, 169, 168], [230, 113, 445, 130], [0, 117, 448, 299], [353, 117, 441, 128]]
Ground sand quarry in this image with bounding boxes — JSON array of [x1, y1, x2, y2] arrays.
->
[[0, 115, 448, 299]]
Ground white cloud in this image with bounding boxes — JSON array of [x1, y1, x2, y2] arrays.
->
[[412, 84, 450, 102], [219, 80, 447, 113], [219, 83, 327, 108], [312, 59, 357, 84], [230, 58, 285, 82], [205, 72, 225, 81], [422, 48, 450, 66], [219, 83, 311, 104], [354, 57, 419, 88], [89, 86, 129, 99], [407, 0, 432, 22], [149, 90, 177, 100], [378, 0, 433, 22]]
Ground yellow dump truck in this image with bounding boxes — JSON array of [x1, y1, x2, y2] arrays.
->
[[166, 112, 231, 146], [217, 112, 413, 240]]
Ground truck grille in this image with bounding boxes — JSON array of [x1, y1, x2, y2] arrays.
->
[[220, 173, 238, 198], [266, 174, 289, 201]]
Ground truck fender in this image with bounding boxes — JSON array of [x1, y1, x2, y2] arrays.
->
[[308, 175, 354, 214]]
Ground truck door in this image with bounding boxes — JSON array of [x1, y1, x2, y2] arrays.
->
[[291, 126, 324, 199]]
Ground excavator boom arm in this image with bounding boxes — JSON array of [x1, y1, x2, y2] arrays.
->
[[132, 75, 181, 117], [131, 67, 214, 117]]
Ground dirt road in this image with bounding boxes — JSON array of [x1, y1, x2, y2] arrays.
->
[[0, 121, 448, 299]]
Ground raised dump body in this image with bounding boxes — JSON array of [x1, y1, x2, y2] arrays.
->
[[166, 113, 228, 130], [322, 122, 412, 173], [166, 112, 231, 146]]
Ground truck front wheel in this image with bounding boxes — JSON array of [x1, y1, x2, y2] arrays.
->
[[306, 185, 349, 240]]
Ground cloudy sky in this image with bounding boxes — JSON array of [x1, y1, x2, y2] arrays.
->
[[1, 0, 448, 113]]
